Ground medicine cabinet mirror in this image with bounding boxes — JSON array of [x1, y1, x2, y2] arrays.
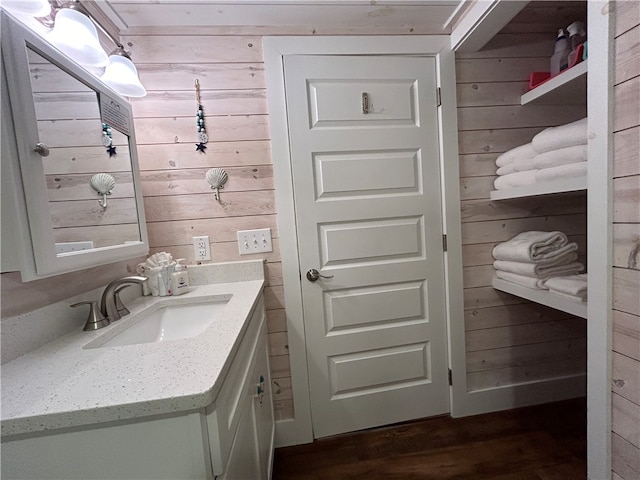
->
[[1, 12, 148, 281]]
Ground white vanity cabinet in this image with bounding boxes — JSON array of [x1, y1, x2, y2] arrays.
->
[[1, 295, 274, 480]]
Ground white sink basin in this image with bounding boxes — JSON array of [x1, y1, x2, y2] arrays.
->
[[93, 300, 229, 348]]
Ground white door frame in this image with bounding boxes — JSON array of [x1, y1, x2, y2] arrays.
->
[[264, 36, 466, 447]]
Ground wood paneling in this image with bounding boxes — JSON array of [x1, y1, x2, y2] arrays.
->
[[134, 115, 270, 145], [612, 19, 640, 477], [614, 126, 640, 178], [613, 268, 640, 317], [136, 141, 272, 171], [612, 393, 640, 449], [613, 351, 640, 410], [614, 75, 640, 133], [612, 433, 640, 480], [613, 310, 640, 362], [613, 175, 640, 223], [615, 25, 640, 85], [456, 3, 587, 395], [615, 0, 640, 37], [135, 63, 266, 91], [613, 224, 640, 270], [126, 35, 263, 64]]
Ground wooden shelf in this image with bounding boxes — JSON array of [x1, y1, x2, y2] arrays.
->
[[521, 61, 587, 105], [492, 277, 587, 319], [490, 177, 587, 200]]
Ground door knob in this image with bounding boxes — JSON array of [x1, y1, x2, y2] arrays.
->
[[306, 268, 334, 282], [34, 143, 50, 157]]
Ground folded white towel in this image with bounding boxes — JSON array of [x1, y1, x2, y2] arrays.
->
[[532, 117, 588, 153], [547, 290, 587, 302], [496, 157, 536, 175], [494, 256, 583, 278], [492, 231, 578, 264], [535, 162, 587, 183], [532, 145, 588, 170], [496, 270, 547, 289], [493, 170, 537, 190], [543, 274, 588, 298], [495, 143, 537, 167]]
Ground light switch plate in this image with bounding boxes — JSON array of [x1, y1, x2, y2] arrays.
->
[[237, 228, 272, 255]]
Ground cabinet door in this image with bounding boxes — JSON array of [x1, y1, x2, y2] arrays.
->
[[253, 329, 275, 479], [218, 394, 261, 480]]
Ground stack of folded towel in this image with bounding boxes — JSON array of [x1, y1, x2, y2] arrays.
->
[[544, 274, 588, 302], [492, 231, 584, 289], [494, 117, 588, 190]]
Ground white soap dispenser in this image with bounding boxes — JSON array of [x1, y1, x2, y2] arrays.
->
[[171, 259, 190, 295]]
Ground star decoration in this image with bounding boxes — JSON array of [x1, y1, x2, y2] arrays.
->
[[106, 145, 117, 157], [196, 142, 207, 153]]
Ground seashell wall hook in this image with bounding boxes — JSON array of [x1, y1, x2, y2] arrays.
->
[[90, 173, 115, 209], [205, 167, 228, 201]]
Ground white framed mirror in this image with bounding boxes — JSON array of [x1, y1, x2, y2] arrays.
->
[[1, 11, 148, 281]]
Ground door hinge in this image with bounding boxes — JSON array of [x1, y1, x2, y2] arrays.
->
[[436, 87, 442, 107], [442, 234, 448, 252], [448, 369, 453, 386]]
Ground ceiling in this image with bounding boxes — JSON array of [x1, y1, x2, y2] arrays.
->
[[88, 0, 466, 35]]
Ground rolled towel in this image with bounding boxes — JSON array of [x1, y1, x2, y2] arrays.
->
[[532, 145, 588, 170], [495, 143, 537, 167], [493, 170, 537, 190], [543, 274, 588, 299], [535, 162, 587, 183], [492, 231, 578, 264], [532, 117, 587, 153], [496, 270, 547, 289]]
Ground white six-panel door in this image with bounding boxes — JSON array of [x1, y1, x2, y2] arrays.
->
[[284, 55, 449, 438]]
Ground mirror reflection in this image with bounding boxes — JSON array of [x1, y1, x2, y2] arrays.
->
[[28, 47, 142, 255]]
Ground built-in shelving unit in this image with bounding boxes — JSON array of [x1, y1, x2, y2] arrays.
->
[[521, 61, 587, 105], [490, 177, 587, 200], [492, 277, 587, 319]]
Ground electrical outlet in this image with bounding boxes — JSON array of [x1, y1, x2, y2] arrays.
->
[[193, 235, 211, 261], [237, 228, 273, 255]]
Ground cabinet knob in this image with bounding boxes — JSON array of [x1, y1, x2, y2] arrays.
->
[[34, 143, 50, 157]]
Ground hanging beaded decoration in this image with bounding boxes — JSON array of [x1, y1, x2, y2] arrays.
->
[[102, 123, 117, 157], [195, 79, 208, 153]]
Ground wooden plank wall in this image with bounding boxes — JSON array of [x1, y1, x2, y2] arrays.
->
[[121, 33, 294, 420], [611, 2, 640, 478], [456, 2, 589, 392]]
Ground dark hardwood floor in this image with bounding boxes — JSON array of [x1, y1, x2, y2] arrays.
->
[[273, 398, 586, 479]]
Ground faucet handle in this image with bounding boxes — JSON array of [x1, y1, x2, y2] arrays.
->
[[114, 285, 131, 317], [70, 301, 110, 331]]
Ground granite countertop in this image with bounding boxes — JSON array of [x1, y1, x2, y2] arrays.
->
[[1, 279, 264, 438]]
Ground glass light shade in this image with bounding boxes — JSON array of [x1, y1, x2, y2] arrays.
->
[[1, 0, 51, 17], [100, 54, 147, 97], [47, 8, 108, 67]]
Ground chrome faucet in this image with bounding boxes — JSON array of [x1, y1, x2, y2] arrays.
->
[[100, 276, 147, 322]]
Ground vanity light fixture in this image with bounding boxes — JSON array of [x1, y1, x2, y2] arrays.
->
[[13, 0, 147, 97], [0, 0, 51, 17], [100, 46, 147, 98], [46, 6, 108, 67]]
